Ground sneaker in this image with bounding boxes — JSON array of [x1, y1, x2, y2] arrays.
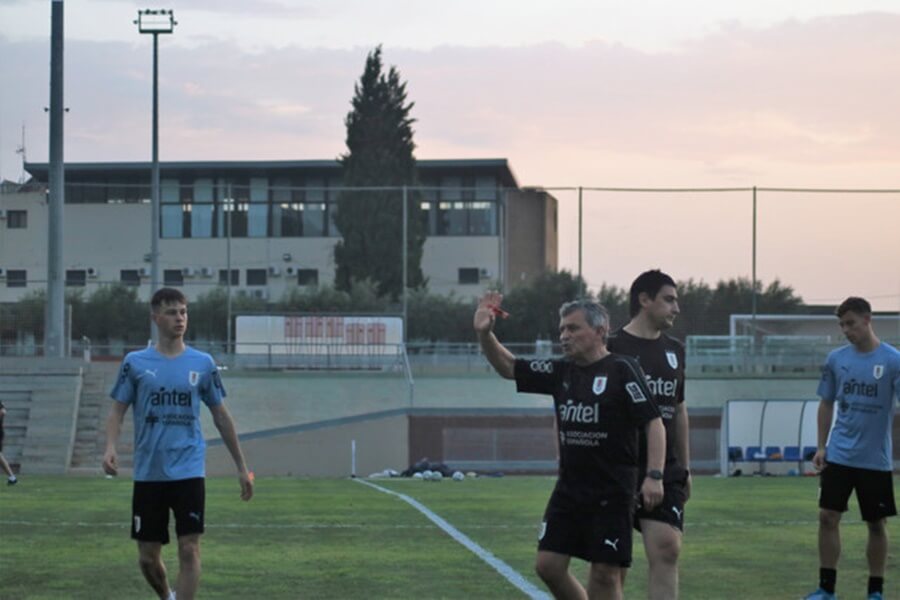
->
[[802, 590, 836, 600], [7, 477, 16, 486], [867, 593, 882, 600]]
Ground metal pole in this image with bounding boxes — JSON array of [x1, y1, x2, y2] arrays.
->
[[577, 186, 583, 282], [402, 185, 408, 343], [149, 31, 161, 342], [751, 186, 758, 345], [226, 183, 233, 355], [45, 0, 66, 358]]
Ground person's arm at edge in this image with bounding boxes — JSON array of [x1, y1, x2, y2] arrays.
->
[[640, 417, 666, 510], [209, 403, 254, 501], [474, 291, 515, 380], [103, 400, 129, 476], [813, 399, 833, 471], [675, 402, 691, 500]]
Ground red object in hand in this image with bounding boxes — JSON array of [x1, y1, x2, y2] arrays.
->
[[489, 305, 510, 319]]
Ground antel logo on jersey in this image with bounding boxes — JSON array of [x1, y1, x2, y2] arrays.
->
[[529, 360, 553, 374], [149, 387, 193, 406], [559, 399, 600, 424], [645, 376, 678, 399], [665, 351, 678, 369], [842, 379, 878, 398]]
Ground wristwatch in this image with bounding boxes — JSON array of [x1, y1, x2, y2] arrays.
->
[[647, 469, 663, 481]]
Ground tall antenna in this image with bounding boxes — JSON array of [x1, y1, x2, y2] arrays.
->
[[14, 123, 27, 183]]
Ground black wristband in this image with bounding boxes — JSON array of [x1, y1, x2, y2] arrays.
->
[[647, 469, 663, 480]]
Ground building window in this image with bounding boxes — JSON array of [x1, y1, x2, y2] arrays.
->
[[297, 269, 318, 286], [66, 270, 87, 287], [161, 179, 183, 238], [6, 210, 27, 229], [246, 268, 267, 286], [219, 269, 239, 286], [458, 268, 480, 285], [6, 270, 26, 288], [120, 270, 141, 287], [164, 269, 184, 287]]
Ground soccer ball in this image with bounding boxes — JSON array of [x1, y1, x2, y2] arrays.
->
[[422, 470, 434, 480], [452, 471, 465, 481], [412, 472, 424, 479], [431, 471, 443, 481]]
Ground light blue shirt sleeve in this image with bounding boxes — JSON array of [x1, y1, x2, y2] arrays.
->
[[202, 357, 226, 407], [816, 353, 836, 402], [110, 356, 136, 404]]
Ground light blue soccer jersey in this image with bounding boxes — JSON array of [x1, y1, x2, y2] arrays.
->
[[110, 346, 225, 481], [817, 342, 900, 471]]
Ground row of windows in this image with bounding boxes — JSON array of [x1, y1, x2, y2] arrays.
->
[[158, 199, 498, 239], [2, 200, 498, 238], [2, 269, 319, 288], [2, 267, 488, 288]]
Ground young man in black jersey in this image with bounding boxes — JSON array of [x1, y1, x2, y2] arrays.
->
[[607, 269, 689, 600], [475, 292, 666, 600]]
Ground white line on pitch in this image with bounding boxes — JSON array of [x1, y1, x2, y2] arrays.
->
[[355, 478, 550, 600]]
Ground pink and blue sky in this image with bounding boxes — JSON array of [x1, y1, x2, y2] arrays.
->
[[1, 1, 898, 311]]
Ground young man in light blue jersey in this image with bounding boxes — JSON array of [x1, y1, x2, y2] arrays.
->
[[104, 288, 253, 600], [804, 297, 900, 600]]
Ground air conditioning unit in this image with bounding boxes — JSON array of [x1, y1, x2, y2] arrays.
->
[[143, 253, 152, 263], [285, 266, 297, 276], [251, 289, 269, 300], [268, 266, 281, 277], [479, 268, 492, 279], [87, 267, 100, 278], [182, 267, 196, 277], [200, 267, 214, 277], [139, 267, 151, 278]]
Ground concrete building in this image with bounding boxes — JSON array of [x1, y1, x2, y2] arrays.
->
[[0, 159, 557, 302]]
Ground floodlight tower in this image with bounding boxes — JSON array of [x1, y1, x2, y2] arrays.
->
[[135, 9, 176, 341]]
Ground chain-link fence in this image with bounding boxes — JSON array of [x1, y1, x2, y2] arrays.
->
[[1, 181, 897, 365]]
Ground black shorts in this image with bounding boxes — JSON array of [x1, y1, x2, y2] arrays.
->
[[538, 493, 634, 567], [635, 476, 688, 532], [131, 478, 206, 544], [819, 462, 897, 522]]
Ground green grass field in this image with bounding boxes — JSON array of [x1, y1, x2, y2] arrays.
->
[[1, 475, 898, 599]]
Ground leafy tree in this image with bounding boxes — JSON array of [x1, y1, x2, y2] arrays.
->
[[333, 46, 426, 299], [495, 270, 590, 343], [595, 283, 629, 332], [277, 280, 390, 314], [81, 285, 147, 344], [407, 289, 475, 343]]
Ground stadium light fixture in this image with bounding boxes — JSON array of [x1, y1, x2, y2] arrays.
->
[[134, 9, 176, 341]]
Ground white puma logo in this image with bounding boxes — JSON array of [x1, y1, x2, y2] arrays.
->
[[143, 369, 158, 378], [603, 538, 619, 551], [671, 506, 683, 520]]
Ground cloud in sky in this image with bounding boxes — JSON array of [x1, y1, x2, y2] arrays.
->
[[0, 9, 898, 307]]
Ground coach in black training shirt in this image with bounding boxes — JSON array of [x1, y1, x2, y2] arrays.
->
[[608, 269, 689, 599], [475, 292, 665, 600]]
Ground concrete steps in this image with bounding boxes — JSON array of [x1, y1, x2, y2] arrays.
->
[[69, 362, 134, 472]]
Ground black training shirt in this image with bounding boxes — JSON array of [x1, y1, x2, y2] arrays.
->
[[608, 329, 686, 479], [515, 354, 660, 508]]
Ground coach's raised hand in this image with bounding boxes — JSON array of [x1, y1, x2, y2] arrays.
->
[[474, 291, 503, 334], [474, 291, 515, 380]]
